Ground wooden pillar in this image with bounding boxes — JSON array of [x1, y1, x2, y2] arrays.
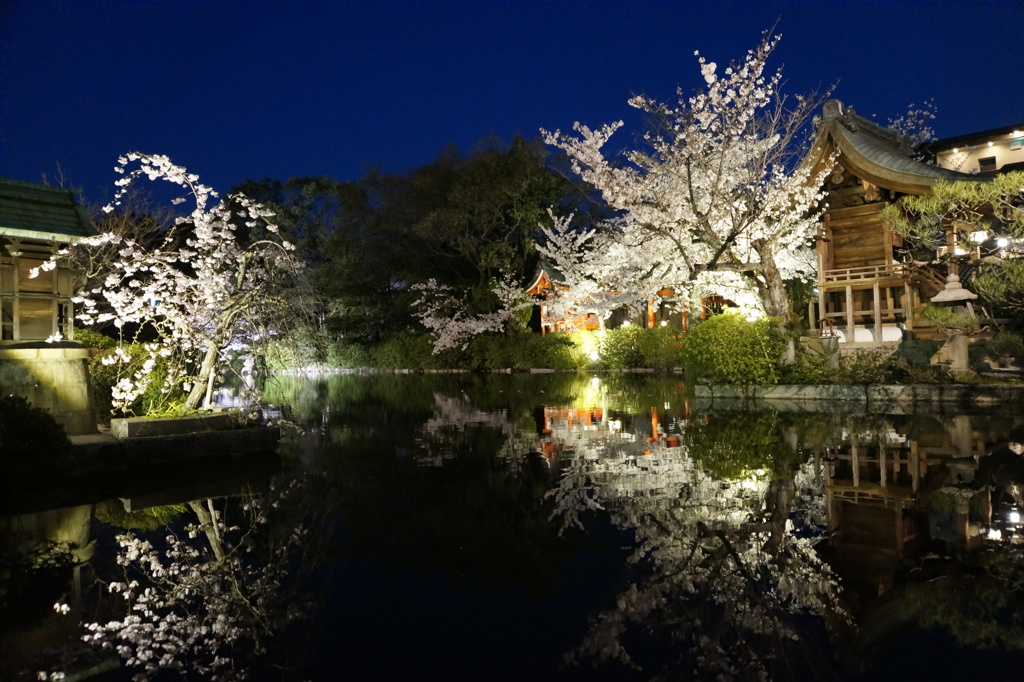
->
[[910, 441, 920, 492], [873, 281, 882, 343], [846, 284, 855, 341], [808, 299, 816, 333], [880, 445, 887, 488], [818, 289, 826, 334], [852, 441, 860, 488], [904, 282, 915, 333]]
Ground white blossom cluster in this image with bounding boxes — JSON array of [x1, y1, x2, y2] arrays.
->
[[539, 33, 830, 323], [412, 276, 532, 353], [887, 99, 938, 152], [43, 153, 302, 412]]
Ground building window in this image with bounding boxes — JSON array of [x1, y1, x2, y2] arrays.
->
[[1011, 138, 1023, 151], [0, 240, 74, 342], [979, 156, 998, 173]]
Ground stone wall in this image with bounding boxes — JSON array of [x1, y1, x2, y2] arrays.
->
[[0, 344, 97, 435]]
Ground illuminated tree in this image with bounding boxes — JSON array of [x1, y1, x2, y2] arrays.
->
[[53, 154, 302, 412], [541, 32, 830, 324]]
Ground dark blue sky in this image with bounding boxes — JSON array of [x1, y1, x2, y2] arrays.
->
[[2, 0, 1022, 205]]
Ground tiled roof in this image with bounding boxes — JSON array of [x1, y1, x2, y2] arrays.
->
[[0, 177, 96, 241], [807, 100, 980, 193]]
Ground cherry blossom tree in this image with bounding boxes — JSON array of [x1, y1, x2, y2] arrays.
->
[[411, 276, 532, 352], [542, 32, 831, 324], [887, 99, 938, 156], [52, 154, 302, 412]]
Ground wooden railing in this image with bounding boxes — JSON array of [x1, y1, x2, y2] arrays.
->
[[823, 263, 905, 283]]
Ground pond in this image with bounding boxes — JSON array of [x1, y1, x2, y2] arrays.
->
[[4, 372, 1024, 681]]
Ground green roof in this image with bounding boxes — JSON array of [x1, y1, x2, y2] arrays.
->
[[0, 177, 96, 242]]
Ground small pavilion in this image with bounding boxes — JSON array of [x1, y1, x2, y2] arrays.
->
[[0, 178, 98, 434]]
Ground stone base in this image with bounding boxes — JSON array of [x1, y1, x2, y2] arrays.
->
[[0, 344, 97, 435], [110, 411, 239, 439]]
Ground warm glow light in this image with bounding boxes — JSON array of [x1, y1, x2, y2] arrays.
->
[[659, 320, 667, 327], [988, 528, 1003, 541], [1011, 510, 1021, 524], [952, 148, 959, 153], [621, 320, 631, 327], [589, 350, 600, 362], [591, 376, 601, 389], [998, 238, 1010, 248], [953, 246, 967, 256], [988, 141, 994, 147], [971, 230, 988, 243]]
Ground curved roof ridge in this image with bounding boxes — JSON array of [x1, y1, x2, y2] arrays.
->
[[807, 100, 981, 194]]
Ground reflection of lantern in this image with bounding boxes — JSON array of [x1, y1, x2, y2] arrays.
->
[[1010, 509, 1020, 525]]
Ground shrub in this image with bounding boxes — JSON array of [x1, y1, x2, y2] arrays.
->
[[74, 326, 118, 350], [466, 332, 576, 370], [778, 350, 836, 385], [679, 311, 785, 385], [992, 331, 1024, 358], [921, 304, 979, 335], [836, 348, 897, 385], [370, 333, 465, 369], [326, 341, 372, 369], [0, 394, 71, 477], [596, 325, 684, 369], [86, 341, 187, 418]]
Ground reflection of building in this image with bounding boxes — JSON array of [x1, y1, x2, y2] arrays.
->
[[0, 179, 98, 434], [824, 416, 993, 574]]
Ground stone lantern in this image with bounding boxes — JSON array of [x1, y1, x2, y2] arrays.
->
[[928, 227, 979, 375]]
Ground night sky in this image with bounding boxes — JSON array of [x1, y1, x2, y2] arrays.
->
[[2, 0, 1023, 206]]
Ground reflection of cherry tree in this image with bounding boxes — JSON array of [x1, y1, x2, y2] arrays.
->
[[550, 442, 847, 680], [74, 480, 312, 681], [416, 393, 536, 467]]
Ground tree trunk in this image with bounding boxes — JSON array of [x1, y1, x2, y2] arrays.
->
[[754, 242, 791, 322], [184, 339, 223, 411], [761, 475, 796, 557], [188, 499, 226, 561]]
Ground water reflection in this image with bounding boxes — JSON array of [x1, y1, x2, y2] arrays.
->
[[5, 373, 1024, 680], [1, 462, 328, 681]]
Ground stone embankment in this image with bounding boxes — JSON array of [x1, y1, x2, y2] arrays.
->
[[694, 383, 1024, 411]]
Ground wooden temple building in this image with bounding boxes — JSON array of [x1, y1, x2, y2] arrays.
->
[[803, 100, 985, 345]]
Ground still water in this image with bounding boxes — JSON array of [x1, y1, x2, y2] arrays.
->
[[4, 372, 1024, 681]]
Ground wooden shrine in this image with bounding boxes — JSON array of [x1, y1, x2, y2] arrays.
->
[[803, 100, 982, 345]]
